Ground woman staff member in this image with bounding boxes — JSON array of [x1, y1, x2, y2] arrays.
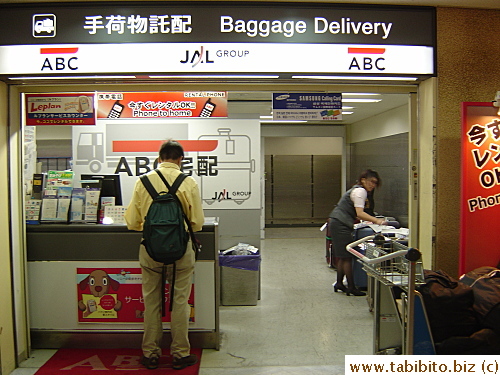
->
[[329, 169, 386, 296]]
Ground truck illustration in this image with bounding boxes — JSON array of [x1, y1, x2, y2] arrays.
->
[[74, 122, 189, 173], [198, 128, 255, 205], [34, 18, 55, 34]]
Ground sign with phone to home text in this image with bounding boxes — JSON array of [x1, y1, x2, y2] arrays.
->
[[460, 102, 500, 274], [25, 93, 96, 126], [97, 92, 227, 119]]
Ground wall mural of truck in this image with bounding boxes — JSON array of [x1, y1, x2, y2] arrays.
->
[[72, 119, 260, 209]]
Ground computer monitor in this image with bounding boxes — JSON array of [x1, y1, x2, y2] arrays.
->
[[80, 174, 123, 206]]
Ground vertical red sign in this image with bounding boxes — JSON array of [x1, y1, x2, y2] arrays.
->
[[460, 102, 500, 274]]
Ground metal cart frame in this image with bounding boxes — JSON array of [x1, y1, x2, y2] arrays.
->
[[347, 235, 435, 355]]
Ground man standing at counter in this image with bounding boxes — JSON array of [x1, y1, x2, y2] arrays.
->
[[125, 140, 205, 370]]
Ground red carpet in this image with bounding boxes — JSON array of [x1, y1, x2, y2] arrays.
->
[[35, 348, 202, 374]]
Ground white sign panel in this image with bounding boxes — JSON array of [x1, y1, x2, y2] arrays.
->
[[0, 43, 433, 75], [71, 118, 260, 210]]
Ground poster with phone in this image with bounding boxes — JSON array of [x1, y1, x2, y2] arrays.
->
[[25, 93, 96, 126], [96, 92, 227, 119], [460, 102, 500, 274], [77, 267, 195, 323]]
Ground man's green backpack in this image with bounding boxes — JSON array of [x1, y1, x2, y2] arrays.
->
[[140, 170, 197, 265], [140, 170, 199, 314]]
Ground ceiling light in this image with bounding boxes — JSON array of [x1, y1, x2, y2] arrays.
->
[[342, 93, 381, 96], [261, 120, 308, 123], [9, 75, 136, 80], [342, 98, 382, 103], [342, 106, 355, 110], [150, 75, 280, 79], [292, 75, 418, 81], [342, 111, 354, 115]]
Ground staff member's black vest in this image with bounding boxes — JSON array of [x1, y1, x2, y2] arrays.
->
[[329, 184, 364, 229]]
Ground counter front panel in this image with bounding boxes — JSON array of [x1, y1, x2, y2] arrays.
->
[[26, 219, 220, 349]]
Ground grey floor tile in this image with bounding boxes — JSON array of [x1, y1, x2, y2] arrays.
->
[[199, 365, 345, 375], [18, 349, 57, 368], [201, 228, 373, 369], [9, 369, 38, 375]]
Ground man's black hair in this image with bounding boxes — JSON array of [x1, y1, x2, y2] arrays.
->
[[159, 139, 184, 161]]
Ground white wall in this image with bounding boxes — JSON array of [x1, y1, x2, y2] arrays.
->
[[0, 81, 16, 375], [418, 78, 437, 269], [261, 124, 345, 138], [10, 86, 31, 367], [35, 125, 72, 140], [347, 104, 409, 143], [265, 136, 343, 155]]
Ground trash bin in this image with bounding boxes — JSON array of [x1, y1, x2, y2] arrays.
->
[[219, 251, 261, 306]]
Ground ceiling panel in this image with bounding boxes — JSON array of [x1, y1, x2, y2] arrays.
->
[[228, 91, 409, 125]]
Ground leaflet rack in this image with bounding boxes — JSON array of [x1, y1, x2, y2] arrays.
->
[[347, 235, 435, 355]]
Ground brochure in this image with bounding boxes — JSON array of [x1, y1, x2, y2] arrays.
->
[[25, 199, 42, 224], [70, 188, 86, 222], [99, 196, 116, 223], [84, 188, 100, 223], [46, 170, 74, 189], [100, 196, 115, 206], [40, 189, 58, 221], [56, 186, 73, 221]]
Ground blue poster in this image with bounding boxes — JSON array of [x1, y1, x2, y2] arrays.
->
[[272, 93, 342, 121]]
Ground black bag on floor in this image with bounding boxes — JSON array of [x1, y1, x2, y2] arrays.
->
[[436, 328, 500, 355], [460, 266, 498, 286], [461, 267, 500, 335], [417, 270, 479, 343]]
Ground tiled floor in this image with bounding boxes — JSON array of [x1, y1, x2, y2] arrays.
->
[[10, 227, 373, 374]]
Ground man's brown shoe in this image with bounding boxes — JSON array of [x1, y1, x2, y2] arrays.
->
[[172, 354, 198, 370], [141, 355, 159, 370]]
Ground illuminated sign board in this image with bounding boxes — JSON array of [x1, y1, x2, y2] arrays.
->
[[0, 4, 435, 76], [460, 102, 500, 273]]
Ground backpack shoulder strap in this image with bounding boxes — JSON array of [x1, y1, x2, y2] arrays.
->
[[140, 174, 159, 199], [155, 169, 187, 195], [154, 170, 200, 257]]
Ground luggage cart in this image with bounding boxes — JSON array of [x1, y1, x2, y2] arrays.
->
[[347, 235, 435, 355]]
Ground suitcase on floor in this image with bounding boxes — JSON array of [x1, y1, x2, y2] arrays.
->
[[351, 227, 375, 290]]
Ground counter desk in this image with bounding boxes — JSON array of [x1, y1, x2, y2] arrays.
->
[[26, 218, 220, 350]]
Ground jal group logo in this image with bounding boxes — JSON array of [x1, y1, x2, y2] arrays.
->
[[180, 46, 250, 68], [180, 46, 214, 68], [33, 14, 56, 38]]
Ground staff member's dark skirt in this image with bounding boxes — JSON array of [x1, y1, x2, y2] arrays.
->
[[329, 218, 355, 258]]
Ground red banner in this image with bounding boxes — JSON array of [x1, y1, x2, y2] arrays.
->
[[25, 93, 96, 126], [460, 102, 500, 274], [97, 92, 227, 119], [77, 268, 194, 323]]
